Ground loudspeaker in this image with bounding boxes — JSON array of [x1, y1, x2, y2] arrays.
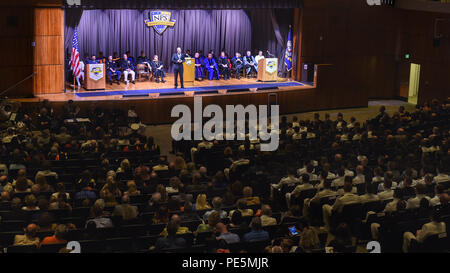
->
[[301, 63, 314, 83]]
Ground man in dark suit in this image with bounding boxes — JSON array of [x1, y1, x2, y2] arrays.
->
[[171, 47, 185, 89]]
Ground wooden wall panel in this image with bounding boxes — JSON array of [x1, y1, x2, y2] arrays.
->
[[33, 65, 64, 95], [33, 7, 64, 95], [34, 7, 64, 36], [34, 35, 64, 65], [0, 6, 34, 98]]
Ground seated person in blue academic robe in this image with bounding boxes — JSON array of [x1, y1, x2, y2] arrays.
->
[[243, 51, 258, 77], [150, 55, 166, 83], [203, 53, 220, 80], [137, 51, 152, 72], [87, 55, 99, 64], [98, 51, 107, 64], [218, 51, 231, 80], [194, 52, 205, 81], [106, 55, 121, 85], [231, 52, 244, 80]]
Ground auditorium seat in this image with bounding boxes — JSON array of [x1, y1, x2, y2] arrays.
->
[[39, 243, 67, 253], [7, 244, 37, 253]]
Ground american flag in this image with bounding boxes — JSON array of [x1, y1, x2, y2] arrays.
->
[[70, 27, 81, 79]]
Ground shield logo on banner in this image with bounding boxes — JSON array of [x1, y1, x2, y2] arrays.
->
[[265, 59, 278, 75], [145, 11, 176, 35], [89, 64, 104, 81]]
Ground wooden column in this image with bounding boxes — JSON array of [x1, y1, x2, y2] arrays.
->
[[33, 7, 64, 95]]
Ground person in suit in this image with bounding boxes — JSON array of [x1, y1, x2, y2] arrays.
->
[[231, 52, 244, 79], [218, 51, 231, 80], [194, 52, 205, 81], [120, 54, 135, 85], [106, 55, 121, 85], [150, 55, 166, 83], [137, 51, 152, 73], [203, 53, 219, 81], [243, 50, 258, 77], [185, 49, 192, 58], [171, 47, 185, 89]]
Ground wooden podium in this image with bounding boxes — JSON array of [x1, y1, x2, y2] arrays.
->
[[257, 58, 278, 82], [183, 57, 195, 84], [84, 63, 106, 90]]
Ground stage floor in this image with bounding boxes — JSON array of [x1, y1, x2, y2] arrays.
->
[[17, 74, 312, 102]]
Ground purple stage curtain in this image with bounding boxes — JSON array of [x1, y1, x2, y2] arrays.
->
[[65, 9, 294, 74]]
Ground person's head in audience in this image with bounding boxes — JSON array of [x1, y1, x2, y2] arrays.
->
[[155, 205, 169, 223], [302, 174, 310, 184], [243, 186, 254, 199], [35, 174, 49, 191], [24, 223, 38, 239], [184, 201, 193, 214], [1, 191, 10, 202], [207, 211, 221, 227], [419, 197, 430, 210], [211, 197, 223, 211], [383, 176, 393, 190], [196, 194, 210, 210], [261, 204, 272, 217], [156, 184, 168, 202], [299, 226, 319, 252], [37, 212, 54, 231], [249, 217, 262, 231], [343, 178, 353, 193], [11, 197, 22, 211], [415, 183, 426, 195], [231, 209, 243, 226], [439, 193, 450, 207]]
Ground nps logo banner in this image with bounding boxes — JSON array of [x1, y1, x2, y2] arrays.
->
[[145, 11, 176, 34], [89, 64, 104, 81]]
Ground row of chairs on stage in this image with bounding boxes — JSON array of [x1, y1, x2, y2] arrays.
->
[[107, 62, 257, 85]]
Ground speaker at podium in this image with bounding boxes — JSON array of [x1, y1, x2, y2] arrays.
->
[[257, 58, 278, 82]]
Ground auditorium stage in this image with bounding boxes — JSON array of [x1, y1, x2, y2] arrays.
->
[[28, 75, 311, 102], [14, 75, 317, 124]]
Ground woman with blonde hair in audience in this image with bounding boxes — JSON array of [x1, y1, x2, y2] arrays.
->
[[101, 176, 122, 199], [156, 184, 168, 203], [195, 210, 220, 234], [195, 194, 211, 211]]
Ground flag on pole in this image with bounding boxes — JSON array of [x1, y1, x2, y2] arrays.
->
[[70, 27, 82, 79], [284, 25, 293, 72]]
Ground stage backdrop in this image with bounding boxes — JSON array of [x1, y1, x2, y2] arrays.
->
[[65, 9, 293, 74]]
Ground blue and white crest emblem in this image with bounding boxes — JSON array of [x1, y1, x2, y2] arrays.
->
[[145, 11, 176, 35]]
